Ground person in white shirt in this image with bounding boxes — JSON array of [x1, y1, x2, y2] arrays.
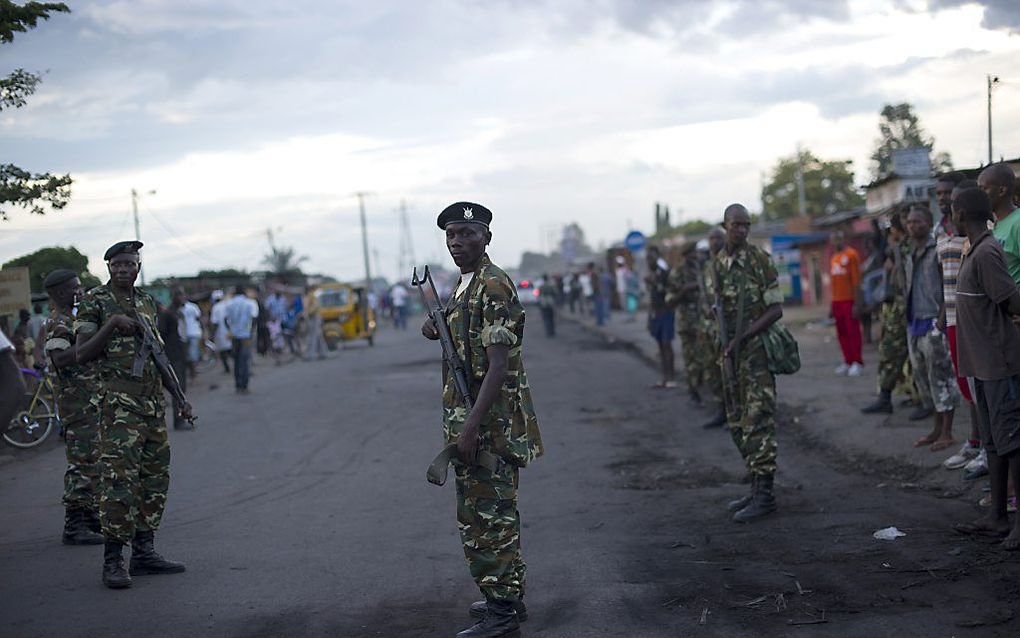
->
[[209, 290, 232, 374], [224, 285, 259, 393], [390, 283, 408, 330], [180, 297, 203, 378]]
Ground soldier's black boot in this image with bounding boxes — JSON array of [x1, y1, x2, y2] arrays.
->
[[102, 540, 132, 589], [727, 476, 756, 512], [84, 508, 102, 534], [63, 507, 104, 545], [733, 473, 777, 523], [701, 409, 727, 429], [469, 598, 528, 622], [861, 390, 893, 414], [457, 599, 521, 638], [129, 530, 186, 575]]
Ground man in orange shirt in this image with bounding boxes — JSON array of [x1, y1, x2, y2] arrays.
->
[[830, 232, 863, 376]]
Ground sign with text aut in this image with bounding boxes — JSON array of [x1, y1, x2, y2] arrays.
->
[[0, 267, 31, 317]]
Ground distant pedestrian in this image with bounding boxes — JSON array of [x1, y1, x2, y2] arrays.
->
[[225, 285, 258, 393], [645, 246, 676, 388], [538, 273, 556, 337], [209, 290, 232, 374], [667, 242, 703, 405], [303, 286, 328, 360], [904, 205, 960, 451], [597, 266, 613, 325], [829, 232, 863, 376], [579, 267, 594, 316], [0, 327, 27, 434], [951, 187, 1020, 550], [390, 283, 408, 330], [180, 295, 203, 380], [567, 273, 581, 314], [157, 287, 192, 429]]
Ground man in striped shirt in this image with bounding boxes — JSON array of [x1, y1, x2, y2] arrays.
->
[[936, 174, 982, 466]]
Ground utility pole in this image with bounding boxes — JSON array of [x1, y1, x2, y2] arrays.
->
[[795, 144, 807, 217], [131, 188, 155, 285], [988, 74, 1000, 165], [354, 192, 373, 333], [396, 200, 416, 279]]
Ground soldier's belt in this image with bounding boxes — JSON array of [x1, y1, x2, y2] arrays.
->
[[105, 378, 160, 396], [427, 443, 502, 486]]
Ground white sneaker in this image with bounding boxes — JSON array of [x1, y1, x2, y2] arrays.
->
[[834, 363, 850, 375], [847, 363, 862, 377], [963, 449, 989, 481], [943, 441, 980, 470]]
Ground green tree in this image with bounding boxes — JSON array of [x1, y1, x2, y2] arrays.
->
[[761, 149, 864, 219], [3, 245, 100, 292], [1, 1, 72, 221], [870, 102, 953, 178]]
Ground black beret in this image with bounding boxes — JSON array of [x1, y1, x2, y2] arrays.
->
[[104, 240, 143, 261], [437, 201, 492, 229], [43, 269, 78, 289]]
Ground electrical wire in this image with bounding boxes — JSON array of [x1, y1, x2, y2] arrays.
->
[[143, 205, 219, 264]]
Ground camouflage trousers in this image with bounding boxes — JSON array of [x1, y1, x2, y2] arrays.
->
[[677, 330, 703, 394], [62, 409, 101, 510], [699, 327, 723, 404], [908, 330, 961, 414], [99, 401, 170, 543], [455, 462, 525, 602], [876, 301, 909, 393], [722, 338, 777, 477]]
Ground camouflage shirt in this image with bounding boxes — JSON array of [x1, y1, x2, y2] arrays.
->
[[708, 244, 784, 341], [442, 254, 544, 468], [666, 258, 702, 333], [74, 284, 166, 417], [44, 310, 101, 422]]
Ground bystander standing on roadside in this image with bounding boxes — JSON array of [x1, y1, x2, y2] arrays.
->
[[598, 265, 613, 325], [0, 327, 27, 434], [180, 294, 203, 381], [225, 285, 258, 393], [209, 290, 232, 374], [303, 286, 328, 360], [158, 287, 193, 430], [904, 205, 960, 452], [830, 232, 864, 376], [580, 266, 595, 316], [950, 187, 1020, 550], [390, 282, 408, 330], [645, 245, 676, 389], [538, 273, 556, 337]]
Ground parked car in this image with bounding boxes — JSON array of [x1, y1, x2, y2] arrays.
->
[[516, 280, 541, 306]]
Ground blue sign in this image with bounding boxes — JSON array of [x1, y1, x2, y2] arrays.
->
[[624, 231, 646, 252]]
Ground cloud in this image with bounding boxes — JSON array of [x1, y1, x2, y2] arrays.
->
[[926, 1, 1020, 33]]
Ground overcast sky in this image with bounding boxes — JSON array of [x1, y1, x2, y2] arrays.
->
[[2, 0, 1019, 282]]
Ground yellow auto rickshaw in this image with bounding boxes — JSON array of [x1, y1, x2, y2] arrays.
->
[[315, 282, 376, 349]]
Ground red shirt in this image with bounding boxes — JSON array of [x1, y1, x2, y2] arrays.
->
[[830, 247, 860, 303]]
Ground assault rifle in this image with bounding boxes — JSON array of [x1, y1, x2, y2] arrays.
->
[[131, 311, 197, 426], [712, 263, 742, 417], [411, 265, 499, 485]]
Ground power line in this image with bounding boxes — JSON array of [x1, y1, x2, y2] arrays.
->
[[143, 205, 219, 265]]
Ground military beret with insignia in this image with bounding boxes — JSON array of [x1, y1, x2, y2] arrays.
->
[[104, 240, 144, 261], [43, 269, 78, 289], [437, 201, 492, 229]]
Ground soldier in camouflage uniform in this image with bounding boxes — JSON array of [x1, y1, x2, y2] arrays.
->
[[422, 202, 543, 638], [699, 227, 728, 428], [707, 205, 785, 523], [862, 213, 911, 414], [74, 241, 192, 589], [42, 269, 104, 546], [666, 242, 705, 405]]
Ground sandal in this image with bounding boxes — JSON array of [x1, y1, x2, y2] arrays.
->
[[915, 434, 939, 448], [930, 438, 957, 452]]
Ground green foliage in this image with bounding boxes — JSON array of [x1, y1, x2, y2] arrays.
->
[[652, 218, 716, 240], [3, 245, 99, 292], [761, 149, 864, 219], [262, 245, 307, 275], [870, 102, 953, 178], [1, 1, 72, 221], [0, 1, 69, 44], [196, 268, 249, 279]]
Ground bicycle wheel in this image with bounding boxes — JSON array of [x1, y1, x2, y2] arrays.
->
[[194, 340, 219, 374], [4, 392, 56, 449]]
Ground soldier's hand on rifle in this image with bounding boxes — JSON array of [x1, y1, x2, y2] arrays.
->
[[178, 401, 195, 422], [723, 335, 741, 359], [422, 318, 439, 341], [109, 315, 138, 334], [456, 420, 480, 464]]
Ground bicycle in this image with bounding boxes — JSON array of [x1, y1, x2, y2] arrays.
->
[[194, 338, 221, 374], [4, 367, 61, 449]]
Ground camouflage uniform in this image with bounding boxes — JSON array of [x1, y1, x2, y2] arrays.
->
[[875, 242, 914, 395], [74, 284, 171, 544], [44, 311, 102, 511], [707, 245, 785, 477], [666, 258, 704, 394], [443, 254, 543, 603]]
